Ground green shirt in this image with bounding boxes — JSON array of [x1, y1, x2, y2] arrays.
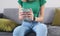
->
[[18, 0, 46, 17]]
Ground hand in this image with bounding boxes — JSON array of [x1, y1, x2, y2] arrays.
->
[[35, 17, 44, 22], [26, 9, 34, 21], [19, 12, 24, 20]]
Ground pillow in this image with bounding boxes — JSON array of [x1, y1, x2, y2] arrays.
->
[[0, 18, 19, 32], [52, 8, 60, 26]]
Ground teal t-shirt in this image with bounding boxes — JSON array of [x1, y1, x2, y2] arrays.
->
[[18, 0, 46, 17]]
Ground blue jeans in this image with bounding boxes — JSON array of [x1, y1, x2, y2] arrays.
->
[[13, 21, 48, 36]]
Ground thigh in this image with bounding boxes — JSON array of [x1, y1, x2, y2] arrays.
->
[[13, 25, 31, 36], [33, 23, 47, 31], [22, 21, 32, 28], [13, 26, 22, 36], [32, 23, 48, 36]]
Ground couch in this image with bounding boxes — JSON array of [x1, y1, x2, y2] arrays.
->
[[0, 7, 60, 36]]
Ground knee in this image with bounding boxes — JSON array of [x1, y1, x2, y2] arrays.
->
[[40, 24, 47, 29], [33, 23, 48, 35], [41, 24, 47, 28], [13, 26, 21, 34], [37, 23, 47, 31], [38, 24, 48, 35], [36, 23, 48, 34]]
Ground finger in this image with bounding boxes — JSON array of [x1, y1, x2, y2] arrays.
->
[[19, 12, 26, 15], [27, 13, 30, 14], [19, 13, 24, 16], [19, 12, 23, 14], [30, 9, 33, 15], [25, 15, 31, 17], [19, 14, 23, 17], [30, 8, 33, 12], [26, 15, 33, 17], [27, 12, 33, 15]]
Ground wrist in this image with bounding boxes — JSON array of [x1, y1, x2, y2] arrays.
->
[[36, 17, 44, 22], [33, 17, 37, 21], [35, 17, 38, 21], [35, 17, 42, 22]]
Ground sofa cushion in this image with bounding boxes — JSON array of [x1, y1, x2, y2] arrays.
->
[[43, 8, 55, 24], [3, 8, 22, 24], [0, 18, 19, 32], [48, 25, 60, 36], [52, 8, 60, 26], [0, 32, 12, 36], [3, 8, 55, 25]]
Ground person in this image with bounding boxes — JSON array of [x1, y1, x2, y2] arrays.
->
[[13, 0, 48, 36]]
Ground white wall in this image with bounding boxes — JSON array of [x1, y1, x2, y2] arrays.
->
[[0, 0, 18, 13], [45, 0, 60, 7], [0, 0, 18, 8], [0, 0, 60, 13]]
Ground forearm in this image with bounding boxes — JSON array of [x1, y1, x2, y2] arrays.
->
[[35, 5, 45, 22], [18, 4, 23, 20], [35, 16, 44, 22]]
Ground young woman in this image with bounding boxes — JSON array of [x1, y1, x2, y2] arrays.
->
[[13, 0, 48, 36]]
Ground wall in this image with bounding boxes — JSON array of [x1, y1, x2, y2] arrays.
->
[[0, 0, 18, 13], [0, 0, 60, 13], [45, 0, 60, 7]]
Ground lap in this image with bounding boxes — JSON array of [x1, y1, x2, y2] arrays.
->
[[13, 25, 32, 36], [14, 25, 31, 31], [32, 22, 47, 32]]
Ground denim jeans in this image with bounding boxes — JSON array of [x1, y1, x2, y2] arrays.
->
[[13, 21, 48, 36]]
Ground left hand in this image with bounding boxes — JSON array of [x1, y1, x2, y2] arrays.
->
[[35, 17, 44, 22]]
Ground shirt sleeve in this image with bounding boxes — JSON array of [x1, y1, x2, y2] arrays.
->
[[40, 0, 46, 7], [18, 0, 22, 6]]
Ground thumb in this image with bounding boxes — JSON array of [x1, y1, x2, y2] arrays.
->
[[30, 8, 33, 12], [30, 8, 34, 15]]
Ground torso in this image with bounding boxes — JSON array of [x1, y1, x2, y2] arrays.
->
[[22, 0, 40, 17]]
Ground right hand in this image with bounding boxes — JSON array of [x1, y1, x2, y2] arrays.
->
[[19, 12, 24, 20]]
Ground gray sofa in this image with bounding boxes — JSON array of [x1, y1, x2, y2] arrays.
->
[[0, 7, 60, 36]]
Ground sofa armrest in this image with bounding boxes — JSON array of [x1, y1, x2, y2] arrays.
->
[[0, 13, 3, 18]]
